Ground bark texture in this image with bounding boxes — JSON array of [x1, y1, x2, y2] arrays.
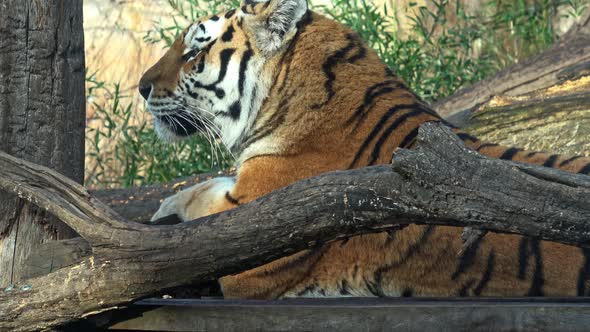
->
[[0, 123, 589, 331], [0, 0, 85, 287], [465, 91, 590, 157]]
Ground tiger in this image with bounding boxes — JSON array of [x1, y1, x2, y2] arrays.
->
[[139, 0, 590, 299]]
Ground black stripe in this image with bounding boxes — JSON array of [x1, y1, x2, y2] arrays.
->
[[349, 86, 397, 131], [242, 5, 251, 15], [526, 151, 539, 158], [527, 239, 544, 296], [351, 80, 397, 118], [210, 15, 219, 21], [240, 88, 297, 150], [452, 234, 484, 280], [188, 48, 235, 98], [348, 104, 416, 168], [221, 25, 235, 42], [543, 154, 559, 167], [401, 288, 413, 297], [372, 226, 435, 282], [392, 226, 434, 266], [183, 48, 199, 61], [200, 40, 216, 54], [364, 277, 387, 297], [296, 10, 314, 31], [296, 284, 318, 297], [198, 23, 205, 32], [499, 147, 522, 160], [246, 86, 259, 126], [473, 251, 495, 295], [560, 156, 582, 167], [228, 101, 241, 120], [189, 79, 225, 99], [517, 237, 530, 280], [340, 280, 352, 295], [196, 36, 212, 43], [399, 127, 420, 149], [238, 45, 253, 95], [346, 80, 401, 131], [577, 248, 590, 296], [196, 56, 206, 73], [311, 35, 356, 109], [579, 163, 590, 175], [368, 109, 425, 165], [225, 192, 240, 205], [224, 9, 236, 19], [216, 48, 235, 82], [347, 38, 367, 63], [271, 247, 329, 299], [311, 33, 365, 110]]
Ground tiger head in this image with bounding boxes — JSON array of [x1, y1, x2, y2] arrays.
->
[[139, 0, 311, 150]]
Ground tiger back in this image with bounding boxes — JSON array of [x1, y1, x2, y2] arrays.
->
[[139, 0, 590, 299]]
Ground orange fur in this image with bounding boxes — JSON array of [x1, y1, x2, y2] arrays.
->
[[140, 2, 590, 299]]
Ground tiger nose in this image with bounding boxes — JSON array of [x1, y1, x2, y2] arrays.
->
[[139, 84, 152, 101]]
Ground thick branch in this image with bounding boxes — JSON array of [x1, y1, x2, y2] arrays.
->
[[0, 123, 589, 331], [0, 153, 138, 245]]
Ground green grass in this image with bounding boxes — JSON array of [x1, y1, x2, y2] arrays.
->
[[85, 0, 586, 188]]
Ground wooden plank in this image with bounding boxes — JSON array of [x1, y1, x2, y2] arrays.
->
[[109, 298, 590, 332]]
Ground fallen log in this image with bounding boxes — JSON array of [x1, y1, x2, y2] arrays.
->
[[464, 90, 590, 156], [1, 122, 589, 331], [434, 10, 590, 126]]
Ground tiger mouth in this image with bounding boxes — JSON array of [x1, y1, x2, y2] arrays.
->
[[157, 113, 204, 137]]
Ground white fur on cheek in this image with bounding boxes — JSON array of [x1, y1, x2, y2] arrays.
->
[[214, 57, 273, 152]]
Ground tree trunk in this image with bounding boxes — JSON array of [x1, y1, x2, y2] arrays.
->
[[0, 0, 85, 287], [1, 123, 589, 331]]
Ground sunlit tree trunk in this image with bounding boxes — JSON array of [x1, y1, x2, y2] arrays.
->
[[0, 0, 85, 287]]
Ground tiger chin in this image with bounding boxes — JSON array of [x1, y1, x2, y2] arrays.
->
[[139, 0, 590, 299]]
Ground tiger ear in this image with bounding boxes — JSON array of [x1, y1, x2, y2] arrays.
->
[[241, 0, 308, 54]]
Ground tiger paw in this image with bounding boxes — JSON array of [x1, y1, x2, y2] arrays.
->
[[151, 194, 185, 222], [151, 177, 236, 223]]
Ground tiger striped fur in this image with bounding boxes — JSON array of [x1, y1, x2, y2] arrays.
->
[[140, 0, 590, 299]]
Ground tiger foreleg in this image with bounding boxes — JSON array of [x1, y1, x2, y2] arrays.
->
[[151, 176, 237, 222]]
